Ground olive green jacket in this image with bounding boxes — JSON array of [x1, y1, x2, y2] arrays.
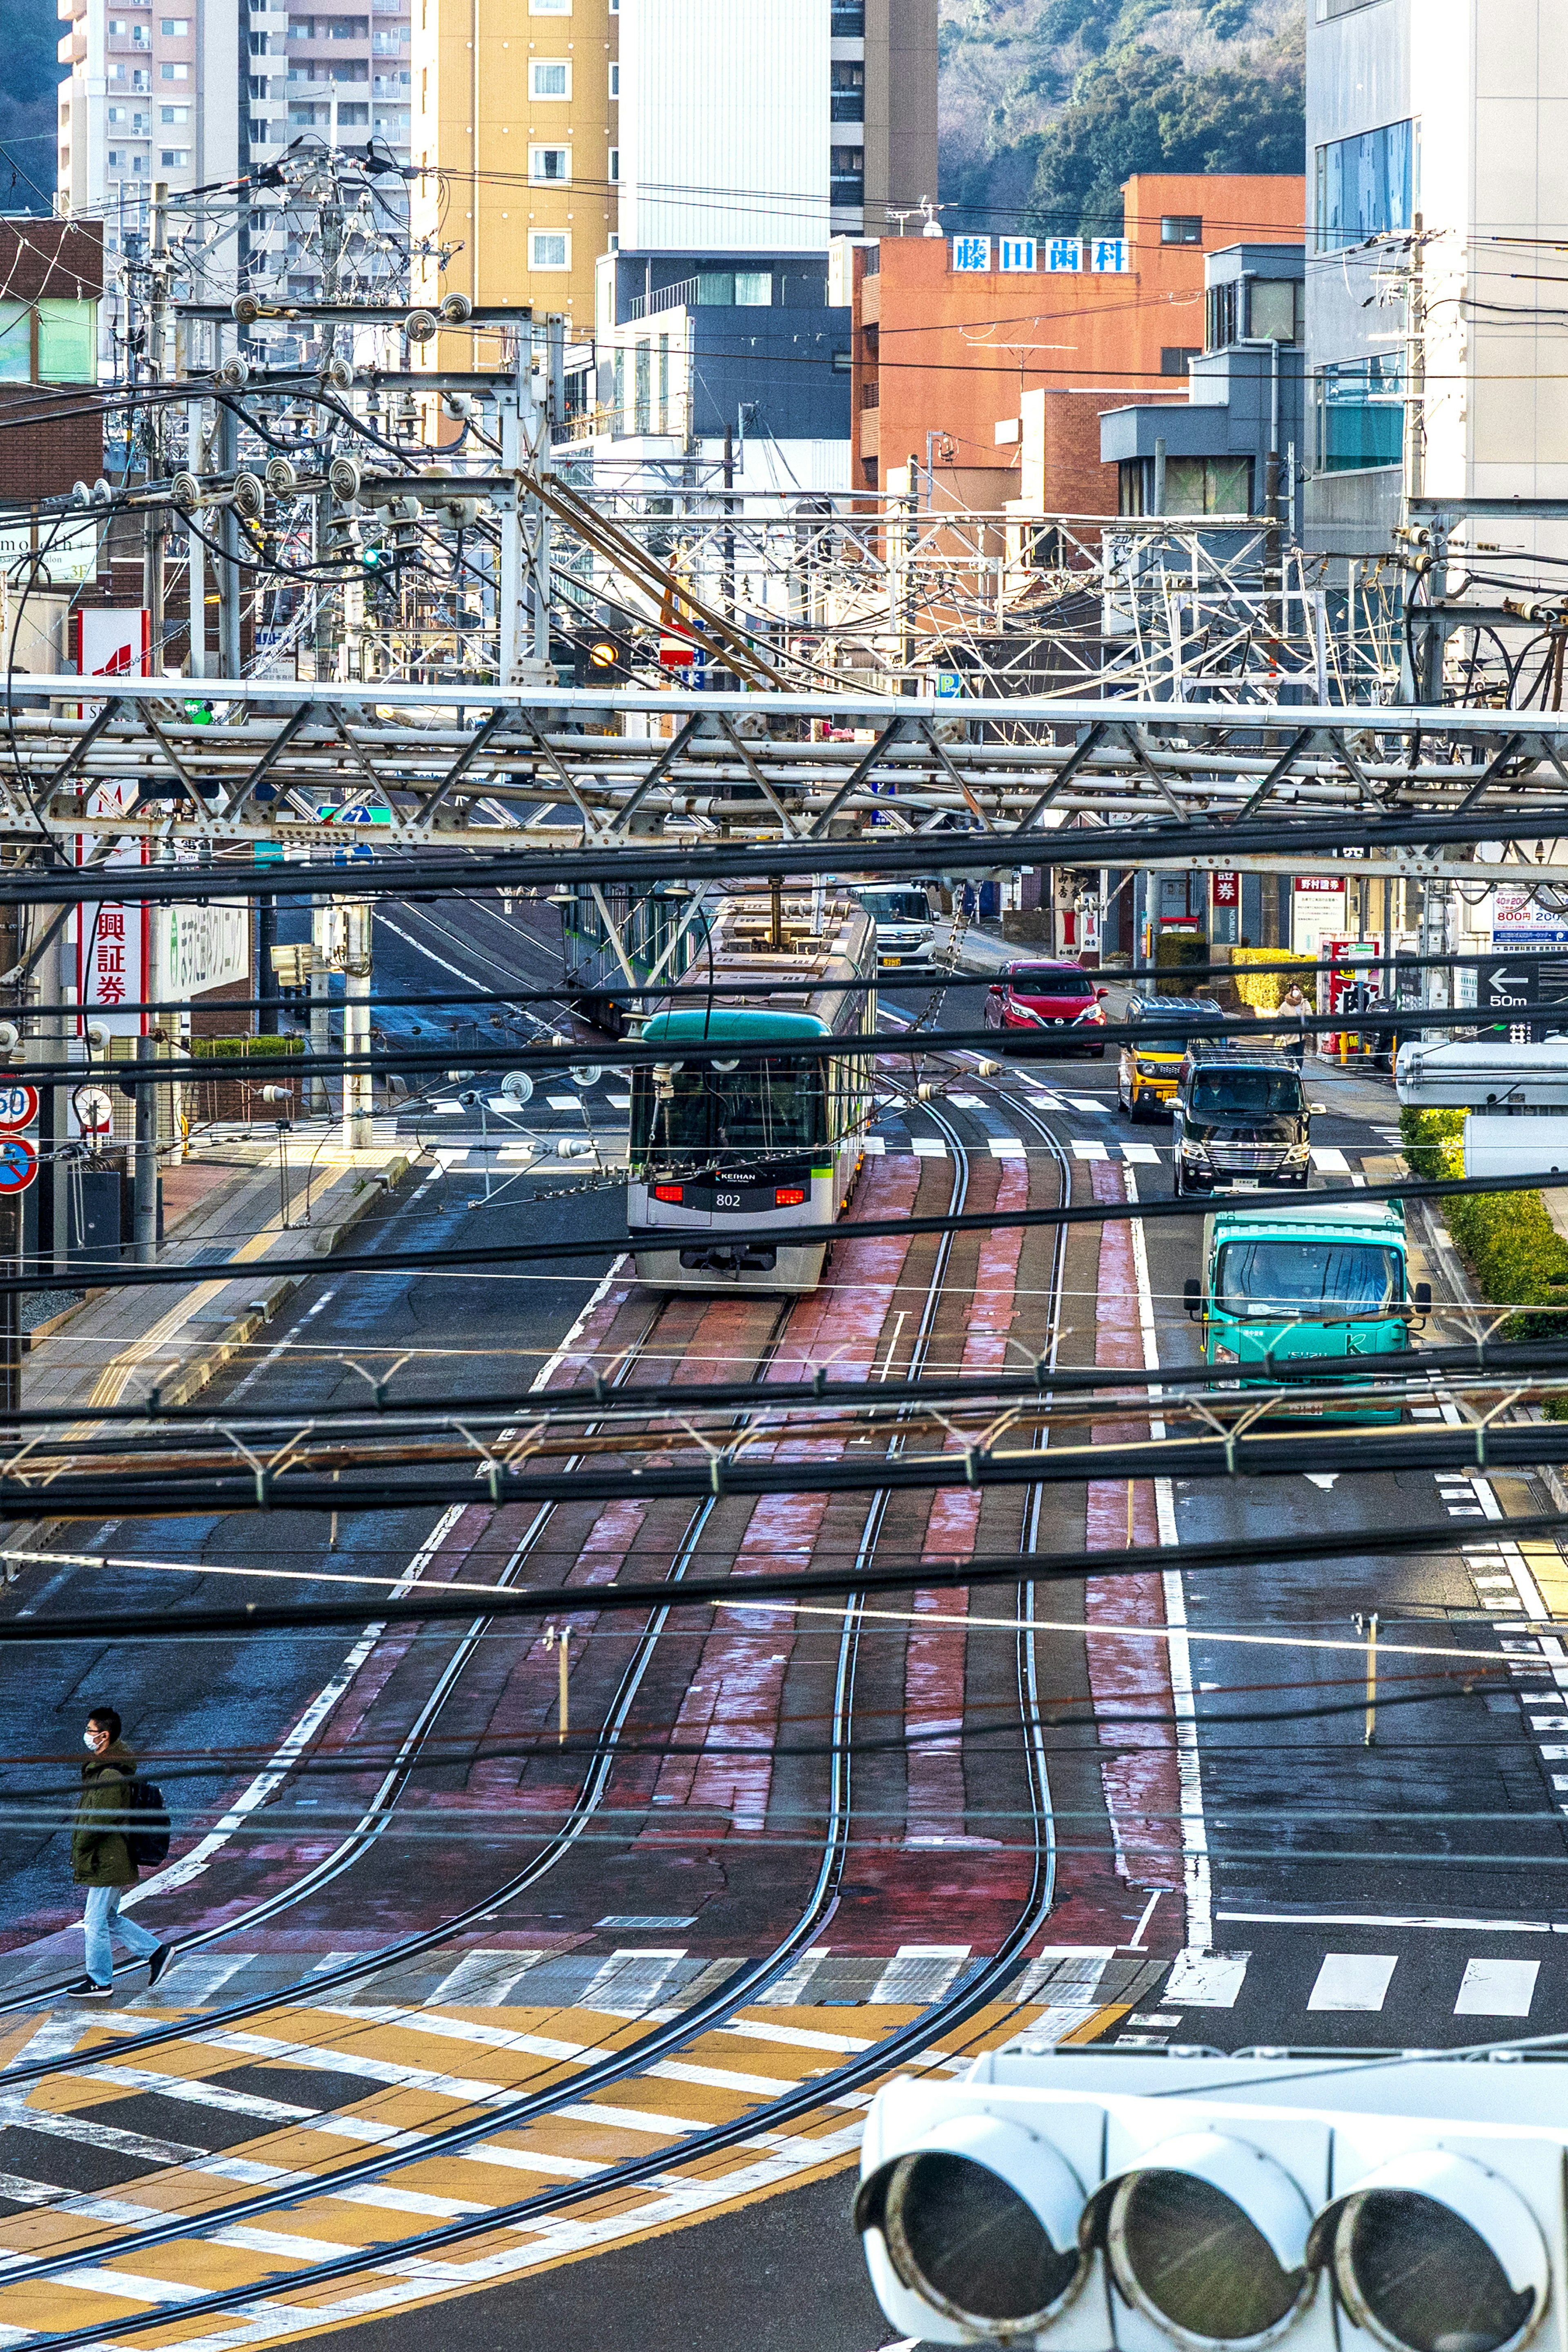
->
[[71, 1740, 139, 1889]]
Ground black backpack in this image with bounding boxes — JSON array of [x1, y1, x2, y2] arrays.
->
[[125, 1778, 171, 1868]]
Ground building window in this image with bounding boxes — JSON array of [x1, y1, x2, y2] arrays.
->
[[633, 336, 650, 432], [1315, 355, 1404, 471], [0, 303, 30, 383], [160, 60, 188, 76], [530, 229, 569, 268], [160, 146, 189, 164], [160, 102, 188, 119], [530, 59, 569, 97], [1206, 280, 1238, 350], [831, 143, 863, 200], [608, 145, 618, 181], [829, 59, 863, 120], [1314, 117, 1415, 249], [735, 270, 772, 306], [529, 143, 569, 182], [612, 346, 624, 430], [37, 298, 97, 380], [1160, 347, 1198, 376], [608, 60, 618, 96], [1119, 454, 1251, 516], [337, 99, 368, 120], [530, 0, 569, 11], [657, 330, 669, 430], [158, 16, 189, 32], [1250, 278, 1301, 341], [831, 347, 850, 371], [833, 2, 865, 30], [1161, 214, 1202, 244]]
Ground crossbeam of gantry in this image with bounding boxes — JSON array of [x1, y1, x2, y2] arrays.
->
[[4, 679, 1568, 878]]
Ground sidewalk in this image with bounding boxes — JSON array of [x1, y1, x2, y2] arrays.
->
[[18, 1118, 416, 1426]]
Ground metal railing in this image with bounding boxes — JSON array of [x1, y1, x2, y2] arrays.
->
[[626, 275, 699, 322]]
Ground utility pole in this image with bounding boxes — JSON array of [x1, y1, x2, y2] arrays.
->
[[143, 183, 169, 668], [497, 325, 553, 687], [133, 1031, 158, 1264], [340, 899, 373, 1151], [315, 178, 345, 684], [216, 390, 241, 679], [309, 903, 332, 1114]]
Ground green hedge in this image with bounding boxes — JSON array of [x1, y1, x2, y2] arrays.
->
[[191, 1035, 304, 1060], [1399, 1105, 1568, 1347]]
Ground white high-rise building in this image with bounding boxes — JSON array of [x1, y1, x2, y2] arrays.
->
[[56, 0, 412, 317], [1305, 0, 1568, 561]]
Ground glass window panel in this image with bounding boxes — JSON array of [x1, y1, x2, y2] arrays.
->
[[734, 270, 772, 307], [37, 299, 96, 382], [0, 300, 30, 383], [1250, 279, 1297, 341], [1314, 118, 1414, 250]]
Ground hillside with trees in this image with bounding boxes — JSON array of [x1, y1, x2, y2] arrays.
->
[[939, 0, 1305, 236], [2, 0, 58, 213]]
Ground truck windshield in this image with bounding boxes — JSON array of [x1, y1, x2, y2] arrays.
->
[[1191, 1067, 1303, 1120], [1217, 1239, 1402, 1321], [630, 1058, 826, 1158], [858, 890, 931, 923]]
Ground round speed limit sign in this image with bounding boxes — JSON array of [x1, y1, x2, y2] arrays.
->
[[0, 1083, 38, 1133], [71, 1084, 114, 1138]]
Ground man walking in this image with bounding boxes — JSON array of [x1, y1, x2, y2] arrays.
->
[[67, 1708, 172, 2000]]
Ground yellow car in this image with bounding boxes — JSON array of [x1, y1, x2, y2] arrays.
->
[[1116, 993, 1228, 1122]]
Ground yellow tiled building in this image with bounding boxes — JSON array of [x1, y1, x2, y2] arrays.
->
[[411, 0, 617, 333]]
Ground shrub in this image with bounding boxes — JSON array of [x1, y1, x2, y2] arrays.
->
[[1398, 1105, 1568, 1344], [1228, 949, 1316, 1014], [1154, 933, 1208, 994]]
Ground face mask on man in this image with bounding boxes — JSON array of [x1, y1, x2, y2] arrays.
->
[[84, 1731, 101, 1750]]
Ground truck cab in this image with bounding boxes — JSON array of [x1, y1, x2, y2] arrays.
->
[[1173, 1048, 1310, 1194], [851, 884, 940, 975], [1183, 1198, 1429, 1419]]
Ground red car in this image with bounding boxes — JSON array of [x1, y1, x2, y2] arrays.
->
[[983, 962, 1110, 1056]]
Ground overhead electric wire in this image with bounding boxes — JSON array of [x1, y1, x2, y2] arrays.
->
[[7, 1508, 1568, 1644]]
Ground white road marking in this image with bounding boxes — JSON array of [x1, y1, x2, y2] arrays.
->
[[1454, 1958, 1539, 2016], [1069, 1140, 1107, 1162], [1307, 1953, 1399, 2011], [988, 1137, 1027, 1158], [1310, 1147, 1350, 1172], [1119, 1142, 1161, 1164], [1123, 1166, 1209, 1953], [1163, 1951, 1250, 2007], [911, 1139, 947, 1158]]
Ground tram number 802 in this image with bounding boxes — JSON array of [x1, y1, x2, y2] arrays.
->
[[716, 1191, 743, 1209]]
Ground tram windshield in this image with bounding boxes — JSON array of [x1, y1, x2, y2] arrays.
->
[[631, 1058, 827, 1158]]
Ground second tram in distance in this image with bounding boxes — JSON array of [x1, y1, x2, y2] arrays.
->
[[626, 888, 877, 1293]]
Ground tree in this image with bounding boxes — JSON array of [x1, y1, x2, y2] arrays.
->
[[1028, 41, 1305, 240]]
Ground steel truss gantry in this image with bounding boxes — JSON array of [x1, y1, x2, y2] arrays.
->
[[7, 680, 1568, 885]]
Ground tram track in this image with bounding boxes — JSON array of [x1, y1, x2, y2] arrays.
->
[[0, 1283, 773, 2042], [0, 1111, 1054, 2341]]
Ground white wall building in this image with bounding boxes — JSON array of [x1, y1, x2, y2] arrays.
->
[[1305, 0, 1568, 565]]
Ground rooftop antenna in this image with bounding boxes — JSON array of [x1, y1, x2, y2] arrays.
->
[[920, 197, 943, 239]]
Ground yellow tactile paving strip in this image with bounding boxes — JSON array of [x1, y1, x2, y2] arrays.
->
[[0, 1994, 1126, 2350]]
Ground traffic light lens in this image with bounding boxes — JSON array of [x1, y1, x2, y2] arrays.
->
[[589, 640, 617, 668], [1109, 2170, 1308, 2345], [883, 2152, 1080, 2325], [1334, 2191, 1537, 2352]]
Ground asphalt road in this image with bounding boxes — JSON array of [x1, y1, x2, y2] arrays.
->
[[5, 937, 1563, 2352]]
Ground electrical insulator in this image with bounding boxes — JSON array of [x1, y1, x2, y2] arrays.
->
[[231, 472, 266, 520], [263, 456, 297, 494], [439, 292, 472, 323], [404, 308, 437, 342], [327, 456, 363, 503]]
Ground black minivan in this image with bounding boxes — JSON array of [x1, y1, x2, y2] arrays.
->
[[1172, 1049, 1311, 1196]]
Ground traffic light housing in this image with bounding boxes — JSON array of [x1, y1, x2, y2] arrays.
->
[[855, 2050, 1561, 2352]]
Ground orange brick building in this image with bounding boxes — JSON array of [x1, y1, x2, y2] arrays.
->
[[850, 172, 1304, 513]]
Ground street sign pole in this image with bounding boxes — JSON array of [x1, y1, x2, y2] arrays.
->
[[0, 1189, 20, 1427]]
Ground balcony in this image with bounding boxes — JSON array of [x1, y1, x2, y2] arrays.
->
[[57, 29, 86, 62], [829, 91, 863, 121], [626, 274, 698, 321]]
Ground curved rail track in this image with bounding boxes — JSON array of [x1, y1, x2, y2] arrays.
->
[[0, 1088, 1089, 2348]]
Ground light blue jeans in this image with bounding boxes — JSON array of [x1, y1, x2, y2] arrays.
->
[[82, 1885, 160, 1986]]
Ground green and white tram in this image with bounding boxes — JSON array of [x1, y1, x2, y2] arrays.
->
[[627, 889, 878, 1292]]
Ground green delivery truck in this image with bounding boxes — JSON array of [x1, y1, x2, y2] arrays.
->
[[1183, 1197, 1430, 1420]]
